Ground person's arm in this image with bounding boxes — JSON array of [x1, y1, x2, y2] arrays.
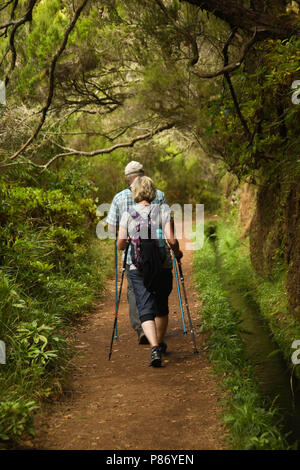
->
[[117, 226, 129, 250], [158, 192, 175, 232], [164, 220, 183, 260], [106, 196, 120, 236], [117, 212, 129, 250], [159, 200, 182, 260]]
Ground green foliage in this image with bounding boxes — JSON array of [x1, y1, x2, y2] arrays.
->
[[0, 399, 38, 443], [206, 37, 300, 182], [12, 321, 62, 367]]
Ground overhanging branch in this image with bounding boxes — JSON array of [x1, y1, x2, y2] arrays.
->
[[42, 122, 175, 169], [3, 0, 39, 85], [6, 0, 90, 163], [154, 0, 200, 66], [192, 30, 256, 79], [180, 0, 298, 40], [0, 122, 175, 170], [222, 29, 252, 141]]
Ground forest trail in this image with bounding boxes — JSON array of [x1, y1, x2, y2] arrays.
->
[[30, 243, 225, 450]]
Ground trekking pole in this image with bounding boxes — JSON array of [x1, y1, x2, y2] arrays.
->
[[108, 243, 129, 360], [114, 239, 118, 340], [177, 260, 199, 356], [172, 251, 187, 335]]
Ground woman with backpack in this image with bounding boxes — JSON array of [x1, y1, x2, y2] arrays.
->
[[117, 176, 183, 367]]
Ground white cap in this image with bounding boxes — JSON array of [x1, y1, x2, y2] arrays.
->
[[124, 161, 144, 177]]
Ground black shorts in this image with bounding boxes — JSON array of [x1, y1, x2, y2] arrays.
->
[[129, 268, 173, 323]]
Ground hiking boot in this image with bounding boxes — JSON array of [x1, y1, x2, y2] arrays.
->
[[138, 332, 149, 345], [158, 341, 167, 355], [149, 347, 162, 367]]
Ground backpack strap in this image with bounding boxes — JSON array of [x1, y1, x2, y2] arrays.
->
[[128, 207, 139, 218], [147, 210, 152, 240], [128, 207, 142, 224], [149, 204, 163, 233]]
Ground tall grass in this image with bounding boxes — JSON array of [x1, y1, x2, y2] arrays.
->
[[216, 217, 300, 379], [194, 234, 289, 449]]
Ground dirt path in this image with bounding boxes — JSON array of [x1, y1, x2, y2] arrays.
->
[[31, 247, 225, 450]]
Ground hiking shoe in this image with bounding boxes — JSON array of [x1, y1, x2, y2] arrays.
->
[[158, 342, 167, 355], [138, 332, 149, 345], [149, 347, 162, 367]]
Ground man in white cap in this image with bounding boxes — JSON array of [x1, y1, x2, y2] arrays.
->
[[107, 161, 170, 344]]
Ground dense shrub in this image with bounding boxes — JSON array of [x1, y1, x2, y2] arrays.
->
[[0, 168, 113, 445]]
